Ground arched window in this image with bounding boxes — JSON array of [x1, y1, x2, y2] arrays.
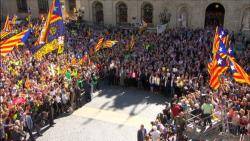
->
[[142, 3, 153, 23], [38, 0, 49, 13], [116, 2, 127, 24], [16, 0, 28, 13], [93, 2, 104, 24]]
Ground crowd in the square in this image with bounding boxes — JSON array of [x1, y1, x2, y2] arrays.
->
[[0, 17, 249, 141]]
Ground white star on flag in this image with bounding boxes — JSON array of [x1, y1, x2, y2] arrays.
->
[[228, 48, 232, 54], [219, 31, 224, 38], [230, 65, 235, 70], [217, 59, 222, 65], [219, 47, 223, 52]]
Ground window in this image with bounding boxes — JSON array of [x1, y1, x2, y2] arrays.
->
[[38, 0, 49, 13], [93, 2, 103, 23], [116, 3, 127, 24], [16, 0, 28, 13], [142, 3, 153, 23]]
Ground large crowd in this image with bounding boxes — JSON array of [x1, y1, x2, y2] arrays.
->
[[0, 18, 249, 141]]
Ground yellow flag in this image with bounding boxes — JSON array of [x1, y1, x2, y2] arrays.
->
[[57, 44, 64, 54], [34, 39, 59, 60]]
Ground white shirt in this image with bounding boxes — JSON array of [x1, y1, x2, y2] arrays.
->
[[56, 95, 61, 103], [150, 130, 160, 141], [62, 93, 68, 104]]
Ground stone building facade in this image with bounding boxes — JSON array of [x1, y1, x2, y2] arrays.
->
[[1, 0, 250, 32]]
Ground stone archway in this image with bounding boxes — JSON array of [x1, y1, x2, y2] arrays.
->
[[205, 3, 225, 28]]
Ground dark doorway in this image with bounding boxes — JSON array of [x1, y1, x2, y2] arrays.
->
[[205, 3, 225, 28]]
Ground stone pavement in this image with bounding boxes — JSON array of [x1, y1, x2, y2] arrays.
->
[[37, 86, 166, 141]]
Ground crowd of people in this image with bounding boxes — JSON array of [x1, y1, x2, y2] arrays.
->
[[0, 17, 249, 141], [0, 19, 100, 141]]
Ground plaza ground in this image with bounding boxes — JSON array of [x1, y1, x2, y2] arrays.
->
[[37, 86, 166, 141]]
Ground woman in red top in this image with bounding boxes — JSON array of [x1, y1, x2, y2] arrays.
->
[[171, 103, 182, 119]]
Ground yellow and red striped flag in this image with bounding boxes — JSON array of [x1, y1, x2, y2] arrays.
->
[[0, 29, 31, 56], [129, 35, 135, 50], [229, 57, 250, 85], [209, 54, 229, 90], [103, 40, 118, 49], [2, 15, 11, 32], [11, 15, 17, 25], [212, 27, 228, 55], [0, 31, 10, 40], [1, 15, 12, 40], [94, 37, 104, 52], [32, 0, 65, 59]]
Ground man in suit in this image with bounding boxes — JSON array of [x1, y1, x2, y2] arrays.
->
[[84, 79, 92, 102], [137, 124, 147, 141]]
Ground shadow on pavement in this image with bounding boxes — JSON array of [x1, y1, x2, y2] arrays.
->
[[97, 85, 167, 116]]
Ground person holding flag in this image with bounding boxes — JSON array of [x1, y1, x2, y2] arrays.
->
[[32, 0, 65, 59]]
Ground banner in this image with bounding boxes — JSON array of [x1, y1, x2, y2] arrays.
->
[[34, 39, 60, 59]]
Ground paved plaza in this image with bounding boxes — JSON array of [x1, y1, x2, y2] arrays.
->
[[37, 86, 166, 141]]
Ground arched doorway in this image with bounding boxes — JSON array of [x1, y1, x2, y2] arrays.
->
[[116, 2, 127, 25], [178, 7, 188, 28], [241, 7, 250, 31], [142, 3, 153, 24], [93, 2, 104, 24], [205, 3, 225, 28]]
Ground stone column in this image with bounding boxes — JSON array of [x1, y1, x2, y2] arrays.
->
[[64, 0, 70, 14], [1, 0, 18, 17], [27, 0, 39, 18], [223, 3, 241, 31], [103, 0, 114, 25], [81, 0, 90, 21]]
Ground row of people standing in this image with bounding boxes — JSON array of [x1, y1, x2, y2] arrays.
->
[[106, 65, 202, 98]]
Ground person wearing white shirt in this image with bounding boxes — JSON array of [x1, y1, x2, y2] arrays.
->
[[150, 126, 160, 141], [149, 74, 154, 92]]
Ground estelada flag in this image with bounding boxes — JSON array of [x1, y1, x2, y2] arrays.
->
[[212, 27, 228, 55], [32, 0, 65, 59], [209, 54, 229, 90], [229, 57, 250, 85], [0, 29, 31, 56]]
